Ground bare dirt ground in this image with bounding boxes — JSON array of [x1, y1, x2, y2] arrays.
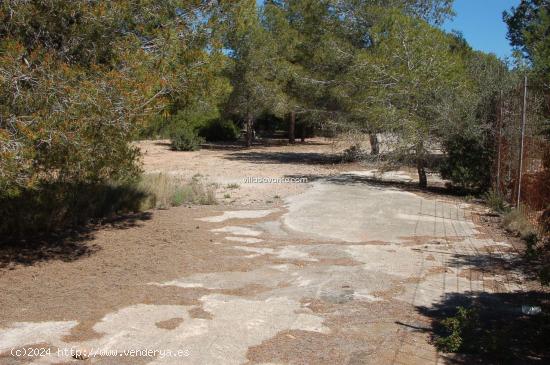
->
[[0, 139, 547, 364], [136, 138, 361, 206]]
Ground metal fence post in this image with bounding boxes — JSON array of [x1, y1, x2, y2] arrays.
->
[[517, 75, 527, 208]]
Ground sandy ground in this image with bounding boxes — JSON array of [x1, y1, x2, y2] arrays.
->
[[0, 139, 546, 364], [136, 138, 355, 206]]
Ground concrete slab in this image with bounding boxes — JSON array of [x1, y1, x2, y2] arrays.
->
[[283, 179, 476, 243]]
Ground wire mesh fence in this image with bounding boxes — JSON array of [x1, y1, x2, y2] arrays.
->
[[494, 76, 550, 235]]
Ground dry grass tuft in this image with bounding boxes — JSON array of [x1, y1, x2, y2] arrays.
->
[[138, 173, 217, 210]]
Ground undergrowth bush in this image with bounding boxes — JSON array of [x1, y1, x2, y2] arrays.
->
[[199, 119, 240, 142], [503, 209, 538, 248], [436, 306, 478, 353], [0, 174, 217, 239], [440, 134, 493, 191], [0, 181, 147, 239], [170, 124, 204, 151], [138, 114, 172, 139], [139, 105, 222, 140], [484, 189, 508, 213], [434, 302, 550, 360]]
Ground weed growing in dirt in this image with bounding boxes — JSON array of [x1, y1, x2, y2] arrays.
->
[[436, 306, 477, 352], [226, 183, 240, 189], [503, 209, 538, 248], [432, 297, 550, 361], [502, 209, 550, 284], [484, 189, 508, 213]]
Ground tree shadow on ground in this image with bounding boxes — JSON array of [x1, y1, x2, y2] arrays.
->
[[200, 141, 252, 151], [448, 249, 540, 279], [417, 291, 550, 364], [256, 137, 331, 147], [0, 181, 154, 269], [283, 172, 456, 195], [153, 138, 331, 152], [0, 212, 152, 270], [0, 211, 152, 269], [225, 151, 342, 165]]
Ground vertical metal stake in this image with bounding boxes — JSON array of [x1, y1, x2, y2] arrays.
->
[[517, 75, 527, 208], [496, 90, 503, 193]]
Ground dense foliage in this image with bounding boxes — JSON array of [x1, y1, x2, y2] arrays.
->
[[0, 1, 226, 236]]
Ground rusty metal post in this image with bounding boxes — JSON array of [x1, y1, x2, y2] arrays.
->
[[496, 90, 503, 193], [517, 75, 527, 208]]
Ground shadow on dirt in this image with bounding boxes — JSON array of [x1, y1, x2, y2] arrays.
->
[[0, 180, 154, 269], [0, 211, 152, 269], [161, 138, 332, 152], [283, 172, 456, 195], [417, 291, 550, 364], [225, 151, 342, 165]]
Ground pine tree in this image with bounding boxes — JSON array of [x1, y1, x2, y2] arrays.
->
[[219, 0, 286, 147], [342, 10, 467, 187]]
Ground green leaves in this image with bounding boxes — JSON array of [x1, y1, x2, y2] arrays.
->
[[346, 11, 466, 146], [222, 1, 287, 119], [0, 1, 226, 196], [504, 0, 550, 88]]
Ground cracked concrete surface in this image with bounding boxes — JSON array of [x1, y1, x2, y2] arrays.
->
[[0, 171, 533, 365]]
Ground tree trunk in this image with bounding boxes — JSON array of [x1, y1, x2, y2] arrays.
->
[[369, 133, 379, 155], [289, 110, 296, 144], [416, 142, 427, 188], [417, 162, 427, 188], [246, 113, 254, 148], [300, 124, 305, 143]]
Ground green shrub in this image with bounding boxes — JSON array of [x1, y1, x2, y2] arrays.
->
[[199, 119, 240, 142], [0, 181, 148, 238], [436, 306, 478, 353], [138, 105, 222, 140], [170, 124, 204, 151], [440, 134, 493, 191], [0, 174, 218, 239], [483, 189, 508, 213], [502, 209, 539, 258], [433, 301, 550, 360]]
